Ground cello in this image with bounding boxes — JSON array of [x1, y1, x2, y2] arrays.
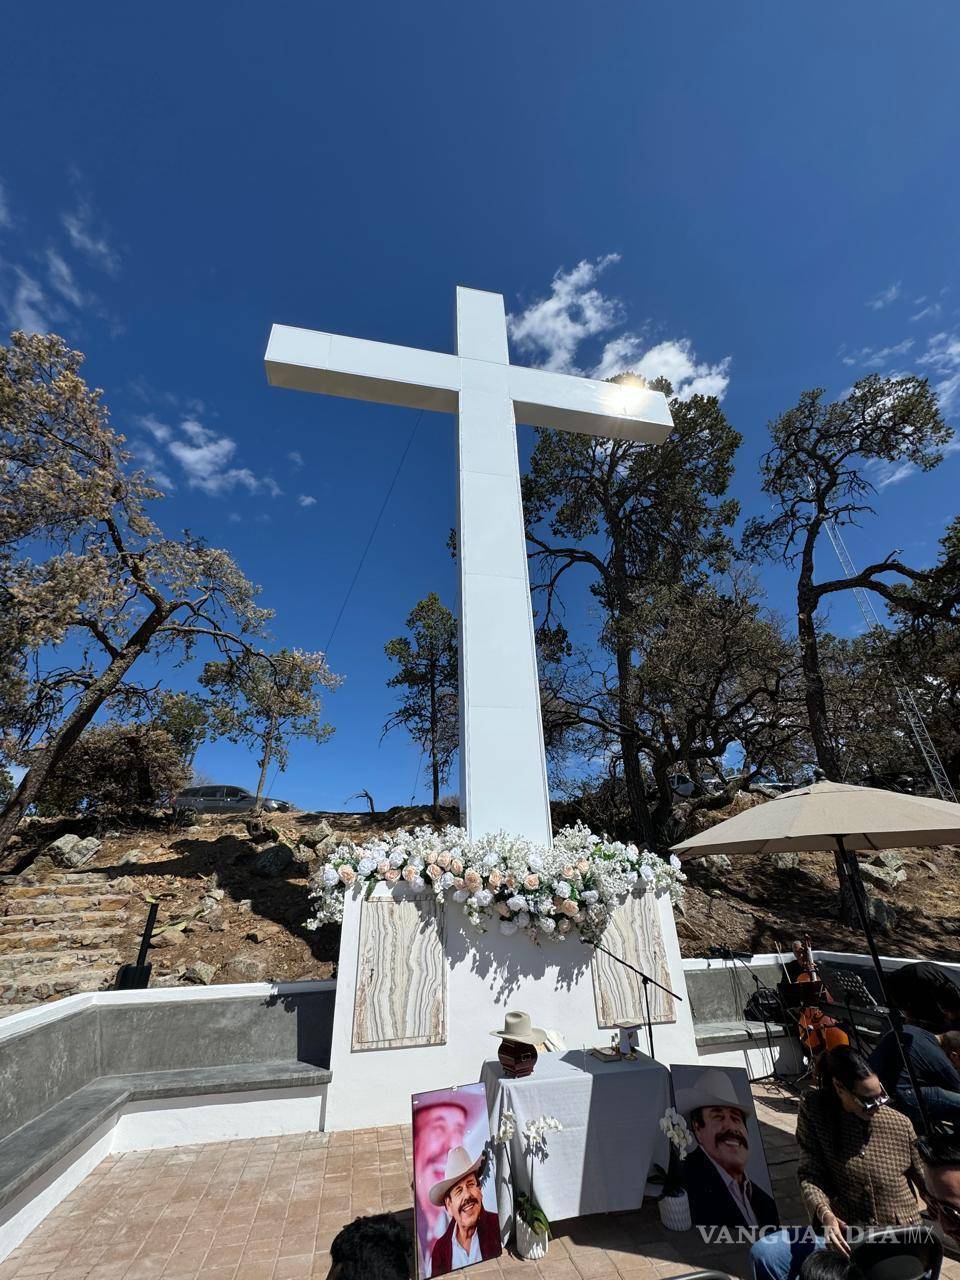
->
[[794, 934, 850, 1057]]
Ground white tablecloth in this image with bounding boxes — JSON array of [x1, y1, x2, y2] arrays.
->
[[481, 1051, 671, 1237]]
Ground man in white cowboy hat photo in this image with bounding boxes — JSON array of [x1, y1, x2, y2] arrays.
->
[[427, 1145, 501, 1275], [412, 1093, 484, 1270], [676, 1067, 779, 1231]]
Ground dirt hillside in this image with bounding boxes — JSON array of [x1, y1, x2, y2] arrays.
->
[[1, 796, 957, 1015]]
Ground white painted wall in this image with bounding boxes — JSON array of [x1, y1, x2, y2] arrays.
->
[[324, 882, 699, 1131]]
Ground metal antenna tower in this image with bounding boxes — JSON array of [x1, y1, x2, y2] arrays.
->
[[819, 512, 957, 802]]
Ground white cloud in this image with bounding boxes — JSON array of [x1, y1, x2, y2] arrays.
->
[[61, 197, 120, 276], [508, 254, 623, 373], [0, 179, 11, 230], [600, 338, 731, 401], [45, 249, 83, 307], [287, 450, 304, 468], [872, 459, 915, 489], [867, 282, 901, 310], [135, 441, 176, 491], [298, 494, 317, 507], [918, 331, 960, 414], [910, 303, 941, 323], [6, 269, 56, 333], [508, 254, 731, 400], [840, 338, 914, 369], [136, 415, 282, 498]]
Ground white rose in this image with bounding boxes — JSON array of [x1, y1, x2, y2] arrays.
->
[[474, 889, 493, 907], [357, 856, 377, 877], [440, 871, 455, 889], [669, 854, 682, 870], [555, 880, 571, 899], [528, 854, 544, 871], [506, 895, 527, 913], [538, 917, 556, 934], [453, 889, 469, 903], [389, 850, 405, 868], [582, 890, 599, 905], [322, 865, 338, 887]]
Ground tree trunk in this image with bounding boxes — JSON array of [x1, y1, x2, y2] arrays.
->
[[253, 715, 277, 816], [796, 543, 860, 923], [0, 609, 166, 866], [612, 607, 656, 849], [429, 661, 440, 817], [797, 588, 840, 779]]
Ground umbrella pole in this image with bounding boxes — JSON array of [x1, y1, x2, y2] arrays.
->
[[835, 835, 934, 1137]]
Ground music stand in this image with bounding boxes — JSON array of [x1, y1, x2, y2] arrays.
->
[[819, 963, 880, 1055]]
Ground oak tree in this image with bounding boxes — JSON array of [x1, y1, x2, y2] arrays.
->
[[0, 332, 271, 860]]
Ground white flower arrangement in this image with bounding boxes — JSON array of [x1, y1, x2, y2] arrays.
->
[[522, 1114, 563, 1158], [496, 1109, 518, 1144], [305, 821, 685, 945], [658, 1106, 693, 1155]]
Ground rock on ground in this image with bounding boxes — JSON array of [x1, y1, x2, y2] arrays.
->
[[182, 962, 217, 985], [44, 834, 103, 869], [251, 842, 294, 878]]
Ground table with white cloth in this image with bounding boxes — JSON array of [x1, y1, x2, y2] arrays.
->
[[481, 1050, 671, 1241]]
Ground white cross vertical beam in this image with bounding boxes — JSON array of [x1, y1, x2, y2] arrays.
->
[[264, 286, 673, 843], [454, 288, 551, 841]]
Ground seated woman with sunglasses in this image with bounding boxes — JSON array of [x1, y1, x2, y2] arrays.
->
[[751, 1047, 929, 1280]]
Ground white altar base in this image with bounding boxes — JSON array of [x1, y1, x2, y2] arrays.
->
[[324, 881, 698, 1131]]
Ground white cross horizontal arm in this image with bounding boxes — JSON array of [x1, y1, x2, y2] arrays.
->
[[265, 323, 672, 443]]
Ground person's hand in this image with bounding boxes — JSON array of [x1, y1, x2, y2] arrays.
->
[[821, 1211, 851, 1256]]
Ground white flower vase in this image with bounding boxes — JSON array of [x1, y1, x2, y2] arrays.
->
[[516, 1217, 549, 1259], [658, 1190, 691, 1232]]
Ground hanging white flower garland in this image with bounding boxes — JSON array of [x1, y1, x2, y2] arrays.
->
[[306, 821, 684, 945]]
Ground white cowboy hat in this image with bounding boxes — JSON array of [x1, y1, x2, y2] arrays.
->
[[490, 1010, 547, 1047], [428, 1145, 484, 1207], [412, 1087, 487, 1131], [674, 1068, 751, 1120]]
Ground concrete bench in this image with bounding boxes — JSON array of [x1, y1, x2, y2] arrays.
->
[[683, 959, 803, 1075], [0, 981, 336, 1260], [0, 1060, 331, 1214]]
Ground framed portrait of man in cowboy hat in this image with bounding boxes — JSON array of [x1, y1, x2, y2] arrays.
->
[[672, 1065, 780, 1231], [412, 1083, 502, 1276]]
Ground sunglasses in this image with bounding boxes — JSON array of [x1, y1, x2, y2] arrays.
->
[[840, 1084, 890, 1112]]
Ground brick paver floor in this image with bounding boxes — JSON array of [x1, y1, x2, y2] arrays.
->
[[1, 1083, 956, 1280]]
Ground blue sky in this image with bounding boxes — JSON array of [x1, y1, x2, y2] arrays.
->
[[2, 3, 959, 810]]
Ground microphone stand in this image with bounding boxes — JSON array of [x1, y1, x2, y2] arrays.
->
[[589, 940, 684, 1062], [713, 946, 782, 1085]]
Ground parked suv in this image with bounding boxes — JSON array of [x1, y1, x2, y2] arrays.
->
[[172, 785, 293, 817]]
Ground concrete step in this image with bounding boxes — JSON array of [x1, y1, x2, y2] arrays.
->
[[0, 891, 129, 913], [0, 872, 111, 887], [0, 908, 129, 929], [0, 966, 117, 1003], [0, 949, 122, 978], [1, 881, 124, 898], [0, 925, 126, 953]]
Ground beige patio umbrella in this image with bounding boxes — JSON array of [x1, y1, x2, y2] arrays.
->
[[670, 777, 960, 1134]]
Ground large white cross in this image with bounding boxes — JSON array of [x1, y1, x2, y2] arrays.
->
[[265, 287, 672, 844]]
